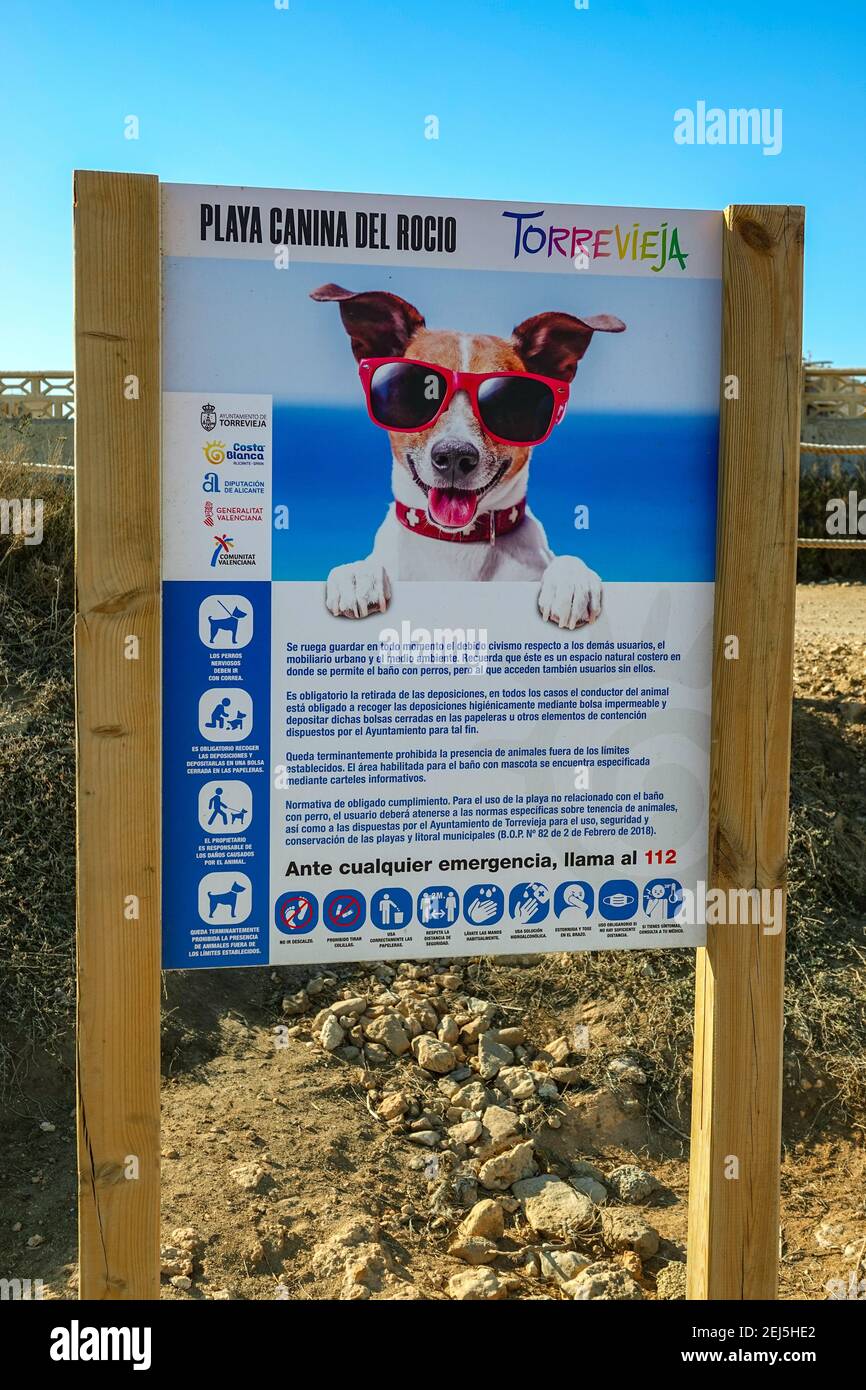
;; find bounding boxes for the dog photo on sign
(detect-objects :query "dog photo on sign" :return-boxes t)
[312,283,625,629]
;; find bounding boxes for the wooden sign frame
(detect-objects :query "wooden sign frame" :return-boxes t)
[73,171,803,1301]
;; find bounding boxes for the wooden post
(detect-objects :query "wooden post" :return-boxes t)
[687,205,804,1300]
[74,171,161,1299]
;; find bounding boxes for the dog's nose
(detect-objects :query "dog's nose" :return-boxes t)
[430,437,480,477]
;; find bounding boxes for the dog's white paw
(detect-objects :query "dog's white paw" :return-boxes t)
[538,555,603,629]
[326,560,392,618]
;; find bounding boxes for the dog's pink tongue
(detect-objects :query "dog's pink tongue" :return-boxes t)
[428,487,478,529]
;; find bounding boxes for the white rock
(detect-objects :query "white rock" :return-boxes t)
[606,1164,657,1203]
[467,998,497,1026]
[311,1217,388,1292]
[451,1081,489,1111]
[542,1036,571,1064]
[570,1176,608,1205]
[512,1175,595,1237]
[377,1091,409,1121]
[497,1067,537,1101]
[477,1033,514,1080]
[438,1015,460,1045]
[230,1162,267,1192]
[364,1012,411,1056]
[608,1055,647,1085]
[600,1208,660,1258]
[337,995,368,1016]
[449,1119,483,1145]
[564,1260,644,1300]
[412,1034,457,1074]
[459,1199,505,1241]
[480,1105,521,1147]
[813,1220,849,1250]
[412,1001,440,1033]
[447,1267,505,1300]
[448,1235,499,1265]
[477,1140,536,1191]
[320,1015,345,1051]
[538,1248,590,1284]
[160,1246,193,1278]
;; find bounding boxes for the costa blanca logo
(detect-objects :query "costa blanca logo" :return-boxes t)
[202,440,264,467]
[201,402,217,431]
[225,441,266,465]
[202,439,226,465]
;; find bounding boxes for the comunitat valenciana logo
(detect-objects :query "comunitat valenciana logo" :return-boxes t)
[210,533,257,568]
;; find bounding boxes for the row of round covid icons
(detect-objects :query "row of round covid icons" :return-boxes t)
[272,878,685,935]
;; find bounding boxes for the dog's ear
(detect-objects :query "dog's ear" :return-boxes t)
[512,311,626,381]
[310,283,425,361]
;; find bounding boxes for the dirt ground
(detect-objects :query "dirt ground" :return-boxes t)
[2,584,864,1302]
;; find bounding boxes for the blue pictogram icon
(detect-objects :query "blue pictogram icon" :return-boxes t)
[598,879,639,921]
[508,881,550,924]
[370,887,412,930]
[274,891,318,935]
[554,881,594,922]
[323,889,366,932]
[463,884,504,926]
[642,878,684,920]
[417,887,459,927]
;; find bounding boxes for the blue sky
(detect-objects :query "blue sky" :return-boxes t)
[2,0,864,366]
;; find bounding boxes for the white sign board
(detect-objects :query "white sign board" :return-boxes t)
[161,184,722,967]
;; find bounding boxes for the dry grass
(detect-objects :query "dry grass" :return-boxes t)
[0,450,75,1087]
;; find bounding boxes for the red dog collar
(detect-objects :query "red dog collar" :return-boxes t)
[395,497,526,544]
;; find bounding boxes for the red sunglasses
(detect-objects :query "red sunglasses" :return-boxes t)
[358,356,570,447]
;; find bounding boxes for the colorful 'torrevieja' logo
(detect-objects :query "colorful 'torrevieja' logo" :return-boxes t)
[503,209,688,272]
